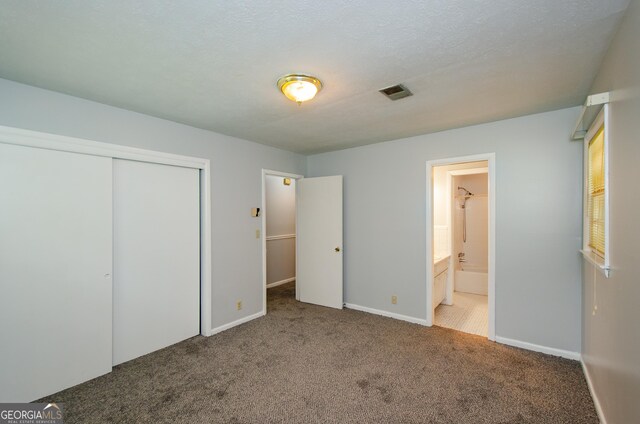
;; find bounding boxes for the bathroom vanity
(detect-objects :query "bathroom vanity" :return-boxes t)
[433,255,450,309]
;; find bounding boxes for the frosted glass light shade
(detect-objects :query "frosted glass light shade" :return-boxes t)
[277,74,322,103]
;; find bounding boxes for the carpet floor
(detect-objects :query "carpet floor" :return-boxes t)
[40,282,597,423]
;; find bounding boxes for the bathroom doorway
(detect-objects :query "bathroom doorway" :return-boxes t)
[426,154,495,340]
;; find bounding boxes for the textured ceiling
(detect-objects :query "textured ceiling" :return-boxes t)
[0,1,630,153]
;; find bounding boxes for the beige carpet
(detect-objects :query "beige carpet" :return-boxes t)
[435,292,488,337]
[39,282,597,423]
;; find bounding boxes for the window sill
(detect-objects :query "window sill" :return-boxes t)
[580,249,611,278]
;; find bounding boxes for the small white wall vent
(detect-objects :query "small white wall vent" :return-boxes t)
[379,84,413,101]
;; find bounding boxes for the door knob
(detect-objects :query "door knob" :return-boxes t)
[335,247,341,252]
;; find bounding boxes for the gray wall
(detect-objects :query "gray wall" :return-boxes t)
[582,0,640,422]
[307,107,583,353]
[0,78,306,330]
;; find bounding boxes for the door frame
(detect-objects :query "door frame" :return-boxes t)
[261,169,304,314]
[426,153,496,341]
[0,125,213,337]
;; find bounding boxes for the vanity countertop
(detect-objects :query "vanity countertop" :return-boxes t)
[434,255,451,276]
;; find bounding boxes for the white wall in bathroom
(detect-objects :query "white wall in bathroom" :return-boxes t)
[453,173,488,272]
[433,161,486,227]
[433,161,487,259]
[455,173,488,196]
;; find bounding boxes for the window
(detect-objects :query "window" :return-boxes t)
[587,125,605,255]
[582,106,609,276]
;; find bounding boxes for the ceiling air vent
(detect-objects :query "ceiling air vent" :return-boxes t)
[379,84,413,101]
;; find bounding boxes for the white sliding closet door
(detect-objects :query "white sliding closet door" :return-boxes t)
[0,143,113,402]
[113,159,200,365]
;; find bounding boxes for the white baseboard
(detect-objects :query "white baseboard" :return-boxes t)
[344,303,428,326]
[207,311,265,336]
[581,357,607,424]
[266,277,295,289]
[495,336,581,360]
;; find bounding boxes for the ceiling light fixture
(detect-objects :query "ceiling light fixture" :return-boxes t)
[277,74,323,105]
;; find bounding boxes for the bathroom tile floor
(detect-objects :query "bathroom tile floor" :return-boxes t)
[435,292,488,337]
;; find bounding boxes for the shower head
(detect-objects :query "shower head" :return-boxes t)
[458,186,474,196]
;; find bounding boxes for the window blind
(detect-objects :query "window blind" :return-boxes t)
[588,125,605,256]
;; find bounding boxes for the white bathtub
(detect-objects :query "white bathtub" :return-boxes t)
[455,265,488,295]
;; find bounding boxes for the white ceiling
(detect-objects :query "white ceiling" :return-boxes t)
[0,1,630,154]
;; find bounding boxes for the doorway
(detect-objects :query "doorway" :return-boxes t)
[262,169,303,313]
[261,171,344,314]
[426,154,495,340]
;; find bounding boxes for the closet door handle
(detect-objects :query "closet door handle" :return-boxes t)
[335,247,341,252]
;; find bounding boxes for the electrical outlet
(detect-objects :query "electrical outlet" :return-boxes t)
[236,300,242,310]
[391,295,397,305]
[255,229,260,239]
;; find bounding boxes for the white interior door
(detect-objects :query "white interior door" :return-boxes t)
[296,176,343,309]
[113,159,200,365]
[0,143,113,402]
